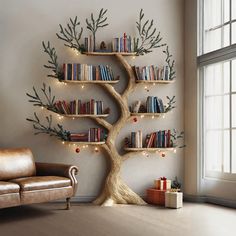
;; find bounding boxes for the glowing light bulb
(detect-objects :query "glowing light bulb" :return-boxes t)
[62,141,65,144]
[72,117,75,120]
[174,149,177,153]
[81,85,85,89]
[152,115,154,119]
[144,86,148,90]
[82,145,86,149]
[162,114,165,119]
[141,115,144,118]
[94,147,99,152]
[86,145,88,148]
[41,106,44,110]
[132,56,136,59]
[153,83,156,86]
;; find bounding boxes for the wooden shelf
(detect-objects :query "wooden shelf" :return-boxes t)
[64,141,105,145]
[135,80,175,84]
[131,112,166,117]
[84,52,136,56]
[60,80,119,84]
[124,147,176,152]
[62,114,109,118]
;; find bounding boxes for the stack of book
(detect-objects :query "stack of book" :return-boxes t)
[133,65,170,81]
[63,63,115,81]
[144,130,172,148]
[127,130,173,148]
[130,131,143,148]
[69,128,105,142]
[84,36,94,52]
[112,33,136,53]
[54,99,105,115]
[70,132,88,142]
[146,96,165,113]
[88,128,105,142]
[131,97,165,113]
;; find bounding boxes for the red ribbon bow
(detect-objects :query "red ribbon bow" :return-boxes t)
[160,177,167,180]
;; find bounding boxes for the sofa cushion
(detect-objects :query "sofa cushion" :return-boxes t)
[10,176,71,191]
[0,181,20,195]
[0,148,36,181]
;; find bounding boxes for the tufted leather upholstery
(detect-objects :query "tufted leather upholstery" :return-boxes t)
[0,148,36,180]
[0,148,78,209]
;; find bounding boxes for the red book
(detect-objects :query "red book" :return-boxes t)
[90,99,95,114]
[61,100,70,114]
[167,130,171,147]
[123,33,127,52]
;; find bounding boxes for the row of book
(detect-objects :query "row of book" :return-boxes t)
[130,96,165,113]
[133,65,170,81]
[63,63,115,81]
[128,130,173,148]
[70,128,105,142]
[112,33,136,53]
[54,99,105,115]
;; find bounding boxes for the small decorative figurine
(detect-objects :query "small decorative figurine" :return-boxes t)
[100,41,107,51]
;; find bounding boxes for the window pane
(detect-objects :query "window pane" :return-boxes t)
[232,0,236,20]
[232,94,236,127]
[224,0,230,22]
[204,61,230,96]
[232,130,236,173]
[231,22,236,44]
[204,60,231,174]
[205,130,223,172]
[232,59,236,92]
[203,0,230,53]
[204,0,222,29]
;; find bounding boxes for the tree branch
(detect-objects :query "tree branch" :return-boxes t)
[90,117,112,131]
[115,54,136,99]
[122,152,138,162]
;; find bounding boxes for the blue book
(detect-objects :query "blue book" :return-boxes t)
[99,65,105,81]
[158,99,165,113]
[73,63,77,81]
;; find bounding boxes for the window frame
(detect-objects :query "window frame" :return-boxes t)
[198,0,236,181]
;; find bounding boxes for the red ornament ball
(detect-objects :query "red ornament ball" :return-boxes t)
[75,147,80,153]
[133,117,138,123]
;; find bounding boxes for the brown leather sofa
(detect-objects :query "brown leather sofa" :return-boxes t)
[0,148,78,209]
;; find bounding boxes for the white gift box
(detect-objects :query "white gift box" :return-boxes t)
[165,191,183,209]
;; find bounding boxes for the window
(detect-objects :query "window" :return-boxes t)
[199,0,236,181]
[201,0,236,54]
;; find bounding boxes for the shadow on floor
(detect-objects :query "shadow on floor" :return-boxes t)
[0,205,55,224]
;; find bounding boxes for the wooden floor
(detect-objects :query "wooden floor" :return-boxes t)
[0,202,235,236]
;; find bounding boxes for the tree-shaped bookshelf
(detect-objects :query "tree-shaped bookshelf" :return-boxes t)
[26,9,183,206]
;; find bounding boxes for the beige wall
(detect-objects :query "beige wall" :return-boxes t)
[184,0,198,195]
[0,0,184,200]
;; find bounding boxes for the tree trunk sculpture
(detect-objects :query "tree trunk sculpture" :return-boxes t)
[91,54,146,206]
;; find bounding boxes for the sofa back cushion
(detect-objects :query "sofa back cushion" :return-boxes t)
[0,148,36,180]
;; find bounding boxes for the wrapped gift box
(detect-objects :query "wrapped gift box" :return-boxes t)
[146,188,166,206]
[165,191,183,209]
[154,179,171,190]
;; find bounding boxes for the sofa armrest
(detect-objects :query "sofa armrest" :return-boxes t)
[35,162,79,195]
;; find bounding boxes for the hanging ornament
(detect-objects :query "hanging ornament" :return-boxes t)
[161,152,166,158]
[75,147,80,153]
[133,117,138,123]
